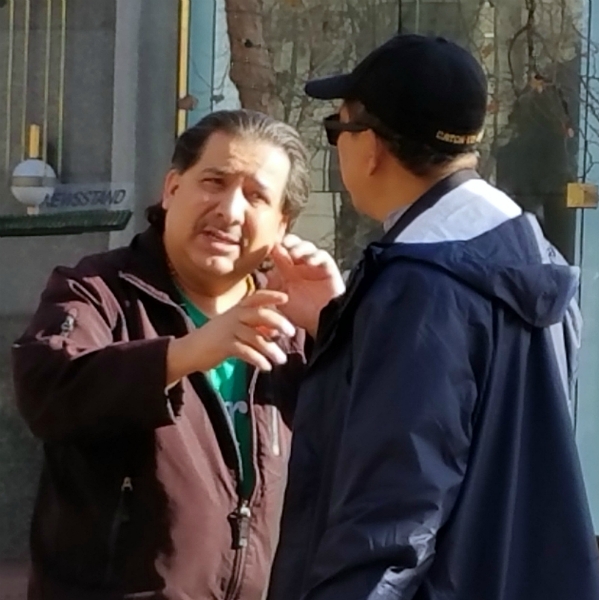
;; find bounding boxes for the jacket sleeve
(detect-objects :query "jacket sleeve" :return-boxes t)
[303,266,487,600]
[12,266,181,443]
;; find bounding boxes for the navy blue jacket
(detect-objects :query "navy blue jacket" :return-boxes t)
[268,173,599,600]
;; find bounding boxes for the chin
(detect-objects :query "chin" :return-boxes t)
[196,256,238,277]
[348,194,373,218]
[347,192,381,221]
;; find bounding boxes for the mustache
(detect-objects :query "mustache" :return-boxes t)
[193,222,243,243]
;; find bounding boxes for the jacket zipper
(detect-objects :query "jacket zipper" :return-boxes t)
[61,314,76,336]
[119,274,261,599]
[60,309,78,338]
[224,368,261,600]
[104,476,133,585]
[224,500,252,599]
[228,500,252,551]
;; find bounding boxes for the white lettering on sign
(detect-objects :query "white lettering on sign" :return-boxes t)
[40,183,134,213]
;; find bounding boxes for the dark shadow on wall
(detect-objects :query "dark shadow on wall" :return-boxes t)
[0,316,42,600]
[0,316,42,563]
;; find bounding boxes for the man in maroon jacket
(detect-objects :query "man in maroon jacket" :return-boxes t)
[12,109,344,600]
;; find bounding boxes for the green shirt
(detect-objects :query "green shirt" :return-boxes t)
[178,292,255,498]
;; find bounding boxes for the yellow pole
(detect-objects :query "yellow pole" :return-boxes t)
[57,0,67,175]
[177,0,191,137]
[20,0,31,160]
[28,124,41,160]
[42,0,53,164]
[4,0,15,172]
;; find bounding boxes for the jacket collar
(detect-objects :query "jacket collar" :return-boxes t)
[123,226,182,304]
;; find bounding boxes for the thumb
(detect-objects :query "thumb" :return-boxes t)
[270,244,296,276]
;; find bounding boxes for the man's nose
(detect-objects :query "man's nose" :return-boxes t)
[216,186,246,223]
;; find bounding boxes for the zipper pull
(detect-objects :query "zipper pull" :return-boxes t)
[229,502,251,549]
[118,477,133,524]
[60,313,76,336]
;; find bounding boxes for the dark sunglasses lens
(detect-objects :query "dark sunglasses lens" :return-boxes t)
[326,127,339,146]
[323,114,340,146]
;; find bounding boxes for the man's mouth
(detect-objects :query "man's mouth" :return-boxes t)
[200,228,241,247]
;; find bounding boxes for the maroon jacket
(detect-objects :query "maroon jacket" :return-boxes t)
[12,227,307,600]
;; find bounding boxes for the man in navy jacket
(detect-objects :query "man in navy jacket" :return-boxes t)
[267,34,599,600]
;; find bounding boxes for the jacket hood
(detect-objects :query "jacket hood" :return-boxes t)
[368,175,580,330]
[371,214,578,328]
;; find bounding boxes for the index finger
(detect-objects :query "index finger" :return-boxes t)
[241,289,289,308]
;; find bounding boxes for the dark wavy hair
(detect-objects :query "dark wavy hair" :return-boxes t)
[147,109,311,231]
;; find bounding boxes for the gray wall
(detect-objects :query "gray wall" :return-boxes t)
[110,0,179,247]
[0,0,179,573]
[0,0,117,563]
[0,231,110,561]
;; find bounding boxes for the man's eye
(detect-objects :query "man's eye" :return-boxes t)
[248,191,269,204]
[203,178,224,187]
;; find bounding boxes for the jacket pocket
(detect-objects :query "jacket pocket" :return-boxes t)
[104,476,133,585]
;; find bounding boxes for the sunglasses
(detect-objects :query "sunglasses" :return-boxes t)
[323,113,371,146]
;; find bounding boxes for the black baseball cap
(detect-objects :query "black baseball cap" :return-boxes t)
[305,34,488,153]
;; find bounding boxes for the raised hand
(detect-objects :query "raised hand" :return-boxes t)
[167,290,296,380]
[267,235,345,337]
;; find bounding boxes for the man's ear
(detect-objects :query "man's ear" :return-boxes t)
[162,169,180,210]
[277,215,290,243]
[366,131,385,177]
[260,218,289,273]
